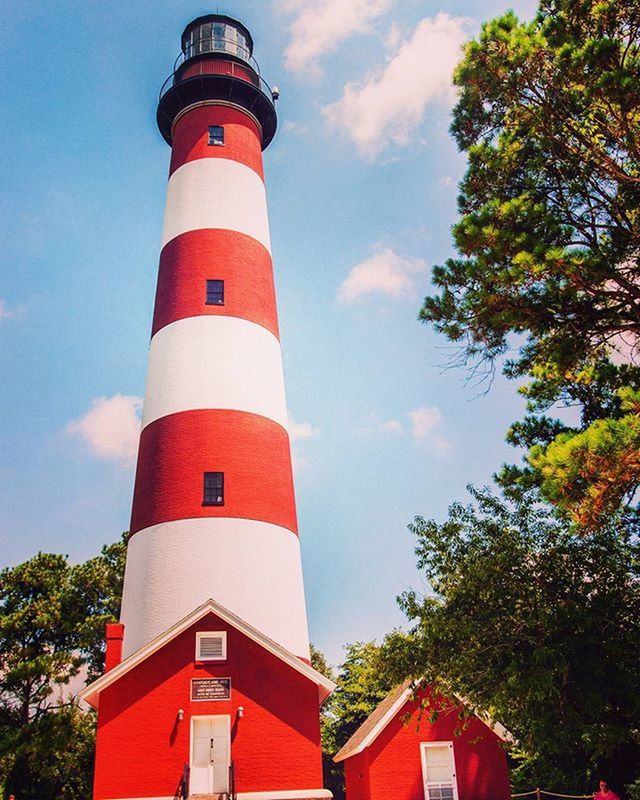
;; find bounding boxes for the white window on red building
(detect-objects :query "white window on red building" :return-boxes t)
[420,742,459,800]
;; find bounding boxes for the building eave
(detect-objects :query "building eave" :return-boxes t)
[333,680,512,763]
[79,598,335,709]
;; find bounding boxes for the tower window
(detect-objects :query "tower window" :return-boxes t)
[208,125,225,146]
[206,279,225,305]
[203,472,224,506]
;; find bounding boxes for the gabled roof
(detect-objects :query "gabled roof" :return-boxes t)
[334,681,411,763]
[333,680,511,763]
[79,598,336,709]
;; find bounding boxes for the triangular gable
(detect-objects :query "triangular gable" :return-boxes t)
[79,598,335,709]
[333,680,511,762]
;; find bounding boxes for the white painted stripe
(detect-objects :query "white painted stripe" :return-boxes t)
[161,157,271,251]
[120,518,311,660]
[142,315,287,429]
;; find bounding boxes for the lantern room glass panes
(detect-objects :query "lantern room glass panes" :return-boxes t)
[185,21,250,62]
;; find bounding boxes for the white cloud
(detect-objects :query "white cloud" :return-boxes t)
[409,406,451,454]
[291,453,309,474]
[66,394,142,467]
[338,246,427,303]
[358,412,404,435]
[0,299,17,320]
[283,120,309,136]
[288,413,320,440]
[288,414,320,474]
[385,21,401,52]
[283,0,394,74]
[439,175,455,188]
[323,13,468,158]
[380,418,403,433]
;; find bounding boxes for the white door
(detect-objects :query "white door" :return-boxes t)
[191,716,231,795]
[420,742,459,800]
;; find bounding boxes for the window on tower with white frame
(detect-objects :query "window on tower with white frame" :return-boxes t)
[420,742,459,800]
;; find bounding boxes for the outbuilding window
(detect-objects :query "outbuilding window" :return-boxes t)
[208,125,225,145]
[420,742,458,800]
[206,279,224,305]
[196,631,227,661]
[203,472,224,506]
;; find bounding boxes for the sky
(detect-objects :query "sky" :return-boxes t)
[0,0,539,664]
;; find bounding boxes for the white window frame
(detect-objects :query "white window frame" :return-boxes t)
[420,741,459,800]
[196,631,227,661]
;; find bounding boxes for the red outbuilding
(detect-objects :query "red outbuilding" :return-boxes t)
[334,682,511,800]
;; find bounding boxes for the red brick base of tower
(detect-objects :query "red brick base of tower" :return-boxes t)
[90,608,328,800]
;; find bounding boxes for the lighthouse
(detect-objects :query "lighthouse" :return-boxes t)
[81,15,334,800]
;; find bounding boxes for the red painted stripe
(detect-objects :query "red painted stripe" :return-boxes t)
[130,409,297,536]
[170,105,264,179]
[152,229,279,339]
[177,58,258,87]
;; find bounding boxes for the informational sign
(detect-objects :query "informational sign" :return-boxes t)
[191,677,231,701]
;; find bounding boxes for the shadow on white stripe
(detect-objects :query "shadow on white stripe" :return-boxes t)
[142,315,288,429]
[162,158,271,251]
[120,517,310,659]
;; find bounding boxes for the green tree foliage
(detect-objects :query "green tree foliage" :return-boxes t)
[0,553,84,728]
[424,0,640,375]
[529,386,640,526]
[323,641,398,754]
[310,643,335,683]
[420,0,640,525]
[0,535,127,799]
[3,706,96,800]
[73,535,127,681]
[397,485,640,791]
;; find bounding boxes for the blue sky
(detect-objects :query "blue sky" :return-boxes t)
[0,0,538,663]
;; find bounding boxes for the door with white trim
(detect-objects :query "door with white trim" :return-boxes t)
[191,715,231,795]
[420,741,459,800]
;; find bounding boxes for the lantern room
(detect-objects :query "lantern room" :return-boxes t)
[157,13,278,149]
[181,15,254,62]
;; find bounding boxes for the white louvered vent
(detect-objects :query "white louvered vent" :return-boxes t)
[196,631,227,661]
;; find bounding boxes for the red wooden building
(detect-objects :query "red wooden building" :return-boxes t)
[334,682,511,800]
[84,599,333,800]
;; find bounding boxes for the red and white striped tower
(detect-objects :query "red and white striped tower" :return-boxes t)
[119,15,310,662]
